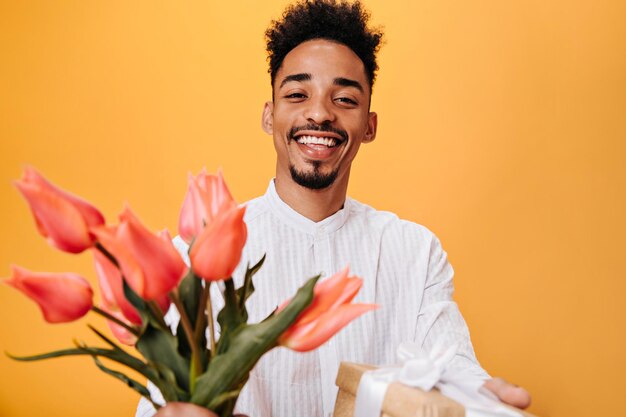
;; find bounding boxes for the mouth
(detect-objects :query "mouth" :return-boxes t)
[295,135,341,148]
[288,124,348,148]
[287,124,348,161]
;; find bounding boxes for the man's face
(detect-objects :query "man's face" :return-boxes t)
[262,39,377,191]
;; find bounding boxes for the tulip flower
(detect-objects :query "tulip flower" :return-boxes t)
[3,265,93,323]
[278,267,378,352]
[178,169,237,244]
[92,207,186,301]
[101,306,138,346]
[93,250,142,324]
[189,205,247,281]
[14,167,105,253]
[93,249,170,322]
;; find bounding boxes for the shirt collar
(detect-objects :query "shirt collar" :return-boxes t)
[263,179,351,236]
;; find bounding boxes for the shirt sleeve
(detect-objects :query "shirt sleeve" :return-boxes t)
[413,234,491,380]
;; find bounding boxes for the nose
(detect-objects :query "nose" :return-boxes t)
[303,95,335,125]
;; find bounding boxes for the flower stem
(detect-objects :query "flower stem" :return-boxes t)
[147,303,167,330]
[169,290,203,394]
[91,306,140,336]
[205,282,217,358]
[95,242,119,267]
[194,283,210,342]
[169,291,196,351]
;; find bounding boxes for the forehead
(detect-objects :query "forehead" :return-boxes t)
[275,39,369,91]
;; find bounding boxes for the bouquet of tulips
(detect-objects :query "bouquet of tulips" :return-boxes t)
[3,167,377,417]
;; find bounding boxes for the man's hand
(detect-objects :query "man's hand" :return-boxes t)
[153,402,249,417]
[154,403,217,417]
[484,377,532,409]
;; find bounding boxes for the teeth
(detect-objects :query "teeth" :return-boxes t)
[296,135,338,147]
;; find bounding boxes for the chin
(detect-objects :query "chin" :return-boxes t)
[289,164,338,190]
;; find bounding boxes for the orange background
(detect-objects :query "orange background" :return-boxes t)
[1,1,624,416]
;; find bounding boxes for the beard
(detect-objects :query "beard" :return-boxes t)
[289,161,339,190]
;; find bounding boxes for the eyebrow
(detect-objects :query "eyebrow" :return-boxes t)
[278,73,364,93]
[334,77,364,93]
[279,73,311,88]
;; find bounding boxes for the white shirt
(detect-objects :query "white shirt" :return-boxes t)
[136,180,488,417]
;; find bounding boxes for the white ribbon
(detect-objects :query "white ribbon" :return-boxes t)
[354,342,522,417]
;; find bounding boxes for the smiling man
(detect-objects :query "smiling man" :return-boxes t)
[262,37,377,221]
[139,2,530,417]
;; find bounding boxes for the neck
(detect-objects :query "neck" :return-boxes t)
[274,172,349,222]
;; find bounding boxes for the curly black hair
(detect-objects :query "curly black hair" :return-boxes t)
[265,0,384,90]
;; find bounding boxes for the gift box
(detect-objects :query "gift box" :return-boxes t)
[333,362,537,417]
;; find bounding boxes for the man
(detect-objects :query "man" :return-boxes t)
[141,1,530,416]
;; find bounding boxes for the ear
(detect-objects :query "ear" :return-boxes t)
[261,101,274,135]
[363,111,378,143]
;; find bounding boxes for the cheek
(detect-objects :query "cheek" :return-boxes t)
[272,116,292,136]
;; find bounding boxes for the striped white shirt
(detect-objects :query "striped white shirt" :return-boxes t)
[136,180,488,417]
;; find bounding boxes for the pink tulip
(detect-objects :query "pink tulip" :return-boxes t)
[278,267,378,352]
[93,250,142,324]
[101,305,138,346]
[189,205,247,281]
[178,169,236,244]
[3,265,93,323]
[93,249,170,322]
[92,207,186,301]
[14,167,105,253]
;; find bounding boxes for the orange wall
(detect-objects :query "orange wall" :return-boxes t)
[1,1,624,416]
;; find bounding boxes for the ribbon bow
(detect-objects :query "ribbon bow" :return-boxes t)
[354,341,523,417]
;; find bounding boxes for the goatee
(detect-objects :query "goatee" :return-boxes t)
[289,162,338,190]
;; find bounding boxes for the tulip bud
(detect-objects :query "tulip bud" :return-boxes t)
[3,265,93,323]
[189,205,247,281]
[92,207,186,301]
[178,169,236,243]
[93,250,142,324]
[14,167,105,253]
[278,267,378,352]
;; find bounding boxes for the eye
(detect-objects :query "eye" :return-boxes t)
[335,96,358,106]
[284,92,307,101]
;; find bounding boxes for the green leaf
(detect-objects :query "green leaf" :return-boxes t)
[135,320,191,394]
[119,276,191,397]
[86,325,183,401]
[208,388,243,416]
[6,342,182,401]
[122,279,152,331]
[215,256,267,356]
[178,269,203,326]
[176,270,207,368]
[90,356,159,409]
[8,345,146,377]
[236,254,266,321]
[216,279,244,355]
[150,360,190,402]
[87,324,129,351]
[192,275,319,408]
